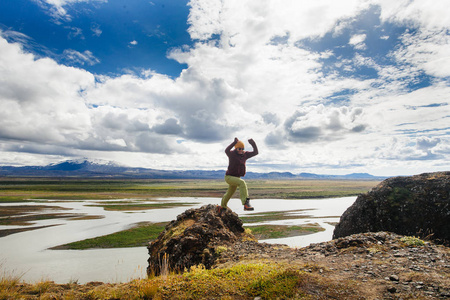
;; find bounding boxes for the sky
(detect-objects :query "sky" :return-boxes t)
[0,0,449,176]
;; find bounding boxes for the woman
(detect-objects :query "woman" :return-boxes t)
[220,137,258,211]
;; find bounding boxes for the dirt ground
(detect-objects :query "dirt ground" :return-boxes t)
[2,232,449,299]
[216,232,450,299]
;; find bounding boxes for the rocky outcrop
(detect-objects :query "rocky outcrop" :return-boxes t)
[147,204,255,275]
[143,202,450,299]
[204,231,450,299]
[11,231,450,299]
[333,171,450,245]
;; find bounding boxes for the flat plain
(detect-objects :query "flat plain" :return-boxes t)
[0,177,381,202]
[0,178,381,248]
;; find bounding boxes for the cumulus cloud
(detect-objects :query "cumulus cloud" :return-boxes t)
[152,118,183,135]
[375,136,444,162]
[283,105,367,143]
[417,137,440,151]
[0,37,93,143]
[0,36,187,155]
[264,130,286,147]
[84,67,239,142]
[1,0,449,175]
[262,112,281,126]
[187,0,372,43]
[134,132,181,154]
[2,142,79,157]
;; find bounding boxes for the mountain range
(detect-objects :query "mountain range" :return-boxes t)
[0,159,387,180]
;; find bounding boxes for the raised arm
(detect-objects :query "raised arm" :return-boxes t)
[247,138,258,156]
[225,137,239,155]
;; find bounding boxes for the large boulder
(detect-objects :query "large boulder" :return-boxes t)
[147,204,255,275]
[333,172,450,245]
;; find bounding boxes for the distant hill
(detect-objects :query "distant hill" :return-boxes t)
[0,159,387,180]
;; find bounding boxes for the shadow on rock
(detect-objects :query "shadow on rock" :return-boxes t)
[333,171,450,245]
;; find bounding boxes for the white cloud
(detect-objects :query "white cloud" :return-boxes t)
[393,29,450,78]
[34,0,108,21]
[91,24,102,37]
[378,0,450,31]
[187,0,372,46]
[0,36,187,155]
[349,33,367,50]
[0,37,93,144]
[63,49,100,66]
[282,105,367,143]
[1,0,449,176]
[65,26,84,39]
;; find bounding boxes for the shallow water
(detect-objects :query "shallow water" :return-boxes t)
[0,196,355,283]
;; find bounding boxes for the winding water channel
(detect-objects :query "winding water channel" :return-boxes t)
[0,196,356,283]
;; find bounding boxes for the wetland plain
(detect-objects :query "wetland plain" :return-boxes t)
[0,178,380,282]
[0,178,378,242]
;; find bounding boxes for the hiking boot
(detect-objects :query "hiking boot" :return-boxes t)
[244,198,254,211]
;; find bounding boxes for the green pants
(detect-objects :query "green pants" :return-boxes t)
[221,175,248,208]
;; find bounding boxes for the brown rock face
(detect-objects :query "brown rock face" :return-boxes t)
[147,204,254,275]
[333,171,450,245]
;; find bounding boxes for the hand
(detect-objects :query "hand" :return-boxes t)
[234,137,239,143]
[248,138,255,144]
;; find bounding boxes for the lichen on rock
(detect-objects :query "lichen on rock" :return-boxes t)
[333,171,450,245]
[147,204,256,275]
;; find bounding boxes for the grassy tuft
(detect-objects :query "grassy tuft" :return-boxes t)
[0,261,365,299]
[0,264,24,300]
[400,236,426,247]
[247,268,302,299]
[215,246,228,255]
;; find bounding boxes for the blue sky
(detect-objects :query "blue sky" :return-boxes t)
[0,0,449,176]
[0,0,191,76]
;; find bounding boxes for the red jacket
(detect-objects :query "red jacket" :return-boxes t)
[225,140,258,177]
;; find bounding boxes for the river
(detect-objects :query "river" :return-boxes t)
[0,196,355,283]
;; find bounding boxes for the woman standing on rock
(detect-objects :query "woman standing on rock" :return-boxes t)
[220,137,258,211]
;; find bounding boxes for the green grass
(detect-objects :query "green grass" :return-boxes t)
[0,213,72,225]
[400,236,426,246]
[1,178,380,249]
[52,223,324,249]
[53,222,168,249]
[87,201,197,211]
[0,262,359,299]
[0,178,380,202]
[0,196,34,202]
[147,262,357,299]
[52,222,324,249]
[246,224,324,239]
[240,210,312,223]
[247,268,302,299]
